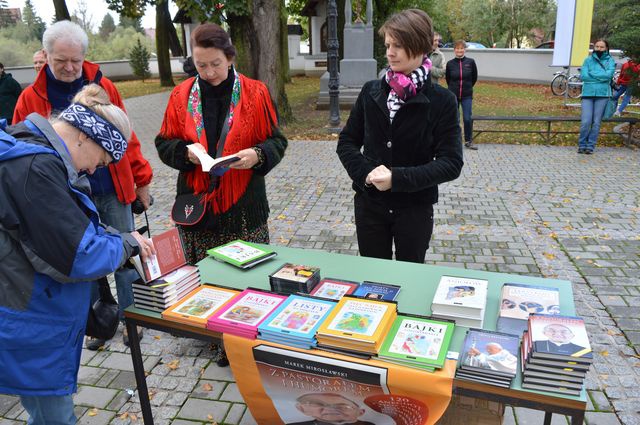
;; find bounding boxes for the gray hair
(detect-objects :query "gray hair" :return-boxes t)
[43,20,89,56]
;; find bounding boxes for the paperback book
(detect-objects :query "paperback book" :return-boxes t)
[456,328,519,387]
[431,275,488,328]
[309,277,360,300]
[130,227,187,282]
[258,294,336,349]
[528,314,593,364]
[497,283,560,336]
[269,263,321,294]
[132,265,200,313]
[352,280,401,301]
[187,144,240,172]
[206,239,277,269]
[377,313,455,371]
[162,284,241,327]
[206,288,287,338]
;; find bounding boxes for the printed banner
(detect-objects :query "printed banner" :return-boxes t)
[224,334,455,425]
[552,0,594,67]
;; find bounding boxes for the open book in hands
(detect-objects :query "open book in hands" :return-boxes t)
[187,144,240,173]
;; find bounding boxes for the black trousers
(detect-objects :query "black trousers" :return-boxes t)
[354,193,434,263]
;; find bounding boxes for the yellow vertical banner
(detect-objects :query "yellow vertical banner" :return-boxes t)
[570,0,594,67]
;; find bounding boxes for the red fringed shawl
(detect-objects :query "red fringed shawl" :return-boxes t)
[159,74,277,214]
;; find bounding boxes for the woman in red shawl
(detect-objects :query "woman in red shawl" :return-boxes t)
[156,23,287,262]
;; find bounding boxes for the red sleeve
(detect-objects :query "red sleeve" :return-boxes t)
[101,78,153,187]
[13,87,49,124]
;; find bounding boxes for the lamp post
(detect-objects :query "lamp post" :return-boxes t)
[327,0,341,131]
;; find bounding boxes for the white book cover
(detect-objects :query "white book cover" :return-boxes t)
[386,319,450,361]
[172,287,238,319]
[326,299,390,337]
[432,276,488,313]
[219,293,284,326]
[212,241,269,263]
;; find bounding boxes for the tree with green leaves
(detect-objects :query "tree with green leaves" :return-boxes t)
[99,13,116,39]
[130,38,151,81]
[119,15,144,33]
[606,0,639,96]
[22,0,46,41]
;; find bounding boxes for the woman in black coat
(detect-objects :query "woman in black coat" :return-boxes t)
[445,41,478,150]
[337,9,463,264]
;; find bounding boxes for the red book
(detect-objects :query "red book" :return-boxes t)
[131,227,187,282]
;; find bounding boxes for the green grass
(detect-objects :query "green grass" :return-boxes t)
[113,77,186,99]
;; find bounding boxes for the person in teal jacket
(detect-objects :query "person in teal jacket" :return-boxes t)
[0,84,155,425]
[578,39,616,154]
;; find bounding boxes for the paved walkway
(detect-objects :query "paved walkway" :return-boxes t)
[1,91,639,425]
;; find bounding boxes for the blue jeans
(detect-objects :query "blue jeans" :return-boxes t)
[20,394,76,425]
[90,192,137,322]
[613,85,632,113]
[578,97,608,151]
[457,96,473,143]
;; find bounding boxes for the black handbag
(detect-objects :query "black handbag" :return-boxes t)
[85,277,119,340]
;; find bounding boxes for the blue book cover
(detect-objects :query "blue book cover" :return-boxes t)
[353,281,401,301]
[459,328,519,377]
[258,295,336,340]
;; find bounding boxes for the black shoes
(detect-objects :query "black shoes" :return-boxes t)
[85,337,106,351]
[578,148,586,154]
[578,148,593,155]
[464,141,478,150]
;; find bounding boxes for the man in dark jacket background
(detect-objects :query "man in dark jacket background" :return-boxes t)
[0,63,22,125]
[445,40,478,150]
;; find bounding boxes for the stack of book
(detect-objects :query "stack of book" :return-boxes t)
[352,280,401,301]
[316,295,397,356]
[521,314,592,396]
[207,240,277,269]
[497,283,560,336]
[309,278,360,300]
[161,284,241,327]
[133,265,201,313]
[269,263,321,294]
[456,328,519,388]
[377,313,455,372]
[258,294,337,349]
[431,275,488,328]
[206,288,287,339]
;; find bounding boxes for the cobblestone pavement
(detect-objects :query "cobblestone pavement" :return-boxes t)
[1,91,639,425]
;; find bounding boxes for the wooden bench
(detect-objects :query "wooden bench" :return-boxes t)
[471,115,639,146]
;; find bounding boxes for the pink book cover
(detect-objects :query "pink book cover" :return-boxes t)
[206,289,287,334]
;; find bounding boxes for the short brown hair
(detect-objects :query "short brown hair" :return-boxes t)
[454,40,467,49]
[190,23,236,60]
[378,9,433,57]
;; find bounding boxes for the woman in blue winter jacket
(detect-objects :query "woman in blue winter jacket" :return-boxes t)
[0,84,155,425]
[578,39,616,154]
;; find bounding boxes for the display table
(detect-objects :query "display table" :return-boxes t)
[124,245,587,425]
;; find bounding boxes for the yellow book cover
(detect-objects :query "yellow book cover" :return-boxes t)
[317,297,397,345]
[162,284,241,327]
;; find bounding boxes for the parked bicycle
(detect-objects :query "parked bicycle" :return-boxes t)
[550,66,582,98]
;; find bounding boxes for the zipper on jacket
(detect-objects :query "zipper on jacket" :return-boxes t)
[459,60,463,99]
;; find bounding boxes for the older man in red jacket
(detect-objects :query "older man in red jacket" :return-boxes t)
[14,20,153,350]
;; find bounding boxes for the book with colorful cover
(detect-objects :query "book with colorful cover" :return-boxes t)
[378,313,455,370]
[459,328,519,379]
[207,240,277,269]
[431,275,488,318]
[497,283,560,336]
[352,280,401,301]
[162,284,241,327]
[528,314,593,364]
[269,263,321,294]
[259,295,336,338]
[206,288,287,337]
[309,278,360,300]
[130,227,187,282]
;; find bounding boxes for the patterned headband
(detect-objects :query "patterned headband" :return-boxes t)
[59,103,128,162]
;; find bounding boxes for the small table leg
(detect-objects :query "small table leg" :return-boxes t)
[126,319,154,425]
[543,411,553,425]
[571,410,585,425]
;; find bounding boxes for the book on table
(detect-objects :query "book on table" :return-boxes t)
[308,277,360,300]
[258,294,336,349]
[269,263,321,294]
[456,328,519,387]
[431,275,488,328]
[496,283,560,336]
[206,288,287,339]
[528,314,593,364]
[132,264,200,313]
[352,280,401,301]
[161,284,241,327]
[206,239,277,269]
[186,144,240,172]
[377,313,455,371]
[130,227,187,283]
[315,295,397,355]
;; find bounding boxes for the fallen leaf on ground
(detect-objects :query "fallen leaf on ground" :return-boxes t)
[166,359,180,370]
[202,383,213,391]
[88,408,98,417]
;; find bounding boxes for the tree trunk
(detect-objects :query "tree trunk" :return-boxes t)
[155,0,174,87]
[228,0,291,123]
[162,9,183,57]
[52,0,71,21]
